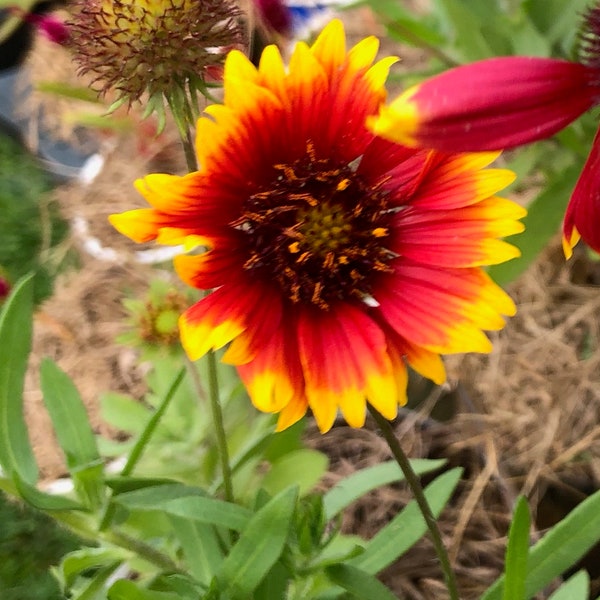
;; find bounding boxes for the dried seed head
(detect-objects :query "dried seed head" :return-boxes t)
[579,2,600,69]
[68,0,245,119]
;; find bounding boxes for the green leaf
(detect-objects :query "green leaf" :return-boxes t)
[262,449,328,497]
[100,392,152,434]
[108,580,180,600]
[254,562,290,600]
[483,486,600,599]
[217,486,298,598]
[547,571,589,600]
[113,483,205,506]
[34,81,103,103]
[434,0,495,60]
[13,472,85,511]
[324,459,445,520]
[149,574,206,598]
[0,274,38,484]
[105,477,184,494]
[169,515,223,585]
[116,488,252,532]
[523,0,590,52]
[68,563,123,600]
[40,359,100,469]
[57,548,131,590]
[40,358,103,507]
[326,564,398,600]
[488,164,580,287]
[161,496,252,532]
[503,497,531,600]
[350,468,462,574]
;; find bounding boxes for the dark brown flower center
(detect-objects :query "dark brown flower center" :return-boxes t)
[233,143,394,309]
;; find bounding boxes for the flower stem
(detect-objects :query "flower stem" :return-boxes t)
[181,127,198,172]
[186,355,234,502]
[368,405,459,600]
[53,511,184,574]
[122,367,186,477]
[99,367,186,530]
[177,124,234,503]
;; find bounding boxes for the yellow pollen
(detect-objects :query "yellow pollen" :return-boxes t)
[288,242,300,253]
[372,227,388,238]
[337,178,351,191]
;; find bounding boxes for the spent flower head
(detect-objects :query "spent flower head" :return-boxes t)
[67,0,245,130]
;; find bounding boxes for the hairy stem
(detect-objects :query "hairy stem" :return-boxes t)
[177,122,234,503]
[368,405,459,600]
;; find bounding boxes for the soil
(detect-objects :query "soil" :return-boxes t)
[15,5,600,599]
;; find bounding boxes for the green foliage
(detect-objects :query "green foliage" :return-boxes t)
[0,133,72,305]
[0,276,460,599]
[482,485,600,599]
[0,492,80,600]
[502,497,530,600]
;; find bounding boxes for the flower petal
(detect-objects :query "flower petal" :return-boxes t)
[298,304,398,432]
[179,278,268,361]
[237,312,305,417]
[563,126,600,257]
[369,57,596,151]
[375,260,515,354]
[390,196,526,267]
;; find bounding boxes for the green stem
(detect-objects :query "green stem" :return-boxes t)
[53,511,183,574]
[106,530,183,573]
[368,406,460,600]
[121,366,186,477]
[99,367,186,530]
[186,355,234,503]
[176,124,234,503]
[181,127,198,172]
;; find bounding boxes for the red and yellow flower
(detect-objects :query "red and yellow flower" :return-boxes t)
[369,4,600,258]
[111,20,525,432]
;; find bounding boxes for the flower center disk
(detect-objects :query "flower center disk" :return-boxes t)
[235,146,394,309]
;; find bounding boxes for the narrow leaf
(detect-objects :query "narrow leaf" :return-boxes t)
[67,563,123,600]
[115,485,252,531]
[351,468,462,574]
[40,358,103,507]
[108,580,180,600]
[326,564,398,600]
[0,274,38,483]
[503,496,531,600]
[169,515,223,585]
[324,459,445,520]
[218,486,298,598]
[57,548,131,590]
[254,562,290,600]
[114,483,205,507]
[483,486,600,599]
[105,477,184,494]
[547,570,589,600]
[40,359,100,469]
[156,496,251,532]
[262,449,328,497]
[14,472,85,511]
